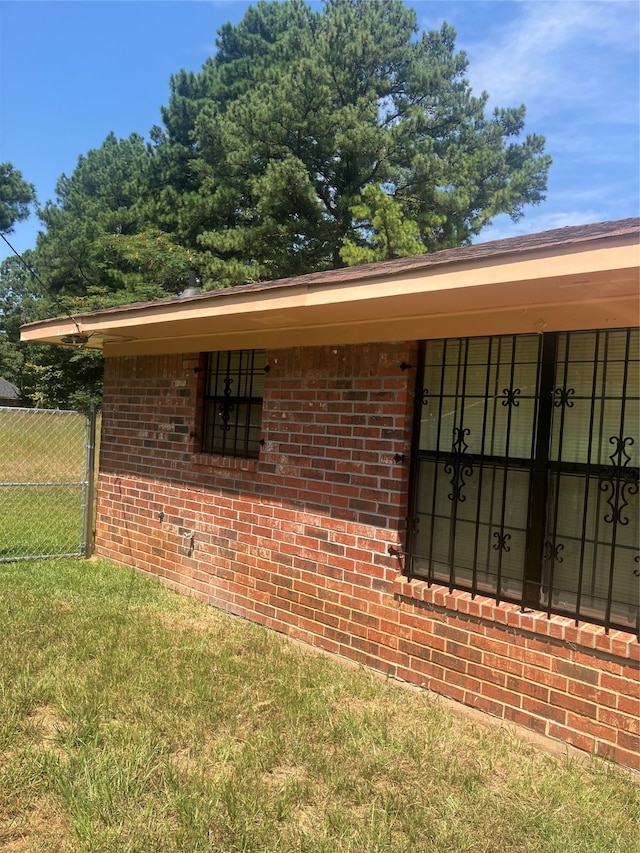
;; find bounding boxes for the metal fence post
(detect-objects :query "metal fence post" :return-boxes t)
[83,404,98,557]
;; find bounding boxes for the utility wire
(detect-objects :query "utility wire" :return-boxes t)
[0,230,82,335]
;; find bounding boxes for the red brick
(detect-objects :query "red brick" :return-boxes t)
[617,693,640,716]
[446,641,483,664]
[521,696,567,725]
[549,690,598,720]
[471,695,505,718]
[504,676,549,703]
[520,664,568,693]
[431,622,472,645]
[467,662,507,687]
[566,712,616,744]
[481,682,522,709]
[570,680,618,708]
[617,729,640,752]
[484,652,523,677]
[598,707,639,735]
[547,724,595,755]
[600,672,638,696]
[427,678,466,704]
[594,743,640,770]
[504,707,548,736]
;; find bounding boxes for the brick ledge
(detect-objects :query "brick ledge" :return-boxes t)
[191,453,258,473]
[391,574,639,661]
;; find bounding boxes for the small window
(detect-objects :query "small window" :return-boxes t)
[201,350,266,459]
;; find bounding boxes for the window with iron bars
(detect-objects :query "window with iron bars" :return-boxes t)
[407,328,639,637]
[201,350,267,459]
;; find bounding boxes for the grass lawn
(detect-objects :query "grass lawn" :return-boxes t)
[0,484,86,560]
[1,558,638,852]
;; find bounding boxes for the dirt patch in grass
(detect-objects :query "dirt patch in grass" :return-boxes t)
[170,745,201,775]
[153,604,225,637]
[263,763,307,788]
[29,704,69,763]
[170,732,247,781]
[0,796,69,853]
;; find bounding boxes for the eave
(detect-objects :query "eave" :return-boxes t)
[20,219,640,357]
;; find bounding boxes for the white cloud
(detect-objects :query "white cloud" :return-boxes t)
[476,208,606,242]
[461,1,639,116]
[469,3,591,103]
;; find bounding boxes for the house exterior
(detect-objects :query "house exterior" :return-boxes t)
[0,377,21,406]
[22,218,640,769]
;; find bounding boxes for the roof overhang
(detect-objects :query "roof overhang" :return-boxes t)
[20,220,640,357]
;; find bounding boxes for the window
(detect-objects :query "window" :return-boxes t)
[201,350,267,459]
[408,329,639,636]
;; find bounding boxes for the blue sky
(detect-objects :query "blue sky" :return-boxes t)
[1,0,638,258]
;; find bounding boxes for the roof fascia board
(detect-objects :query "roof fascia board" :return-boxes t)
[20,238,639,348]
[103,292,638,358]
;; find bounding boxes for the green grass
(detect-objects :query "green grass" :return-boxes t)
[0,485,85,559]
[0,558,638,852]
[0,408,87,483]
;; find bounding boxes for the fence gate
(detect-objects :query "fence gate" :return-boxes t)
[0,406,97,562]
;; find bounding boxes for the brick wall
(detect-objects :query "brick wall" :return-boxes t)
[96,344,640,770]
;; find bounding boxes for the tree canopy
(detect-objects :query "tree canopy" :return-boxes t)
[0,164,37,402]
[1,0,551,407]
[154,0,550,285]
[0,163,36,234]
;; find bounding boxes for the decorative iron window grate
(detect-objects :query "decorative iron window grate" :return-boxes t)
[202,350,266,459]
[407,329,639,637]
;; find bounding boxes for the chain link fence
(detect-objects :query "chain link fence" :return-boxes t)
[0,406,97,562]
